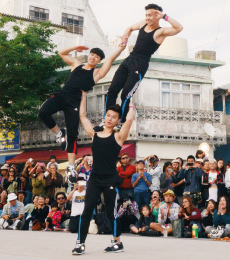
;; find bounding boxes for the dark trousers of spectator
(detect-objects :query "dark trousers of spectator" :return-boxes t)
[78,176,121,243]
[134,191,151,210]
[69,215,80,233]
[119,188,134,199]
[120,214,138,233]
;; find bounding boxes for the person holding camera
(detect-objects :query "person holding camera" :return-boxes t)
[117,193,139,233]
[131,160,152,210]
[0,193,25,230]
[177,155,203,194]
[67,177,86,233]
[76,155,92,181]
[117,153,136,198]
[32,166,47,197]
[144,155,161,192]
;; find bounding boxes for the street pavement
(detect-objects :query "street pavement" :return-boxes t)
[0,230,229,260]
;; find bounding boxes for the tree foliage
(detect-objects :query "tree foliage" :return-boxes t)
[0,16,67,130]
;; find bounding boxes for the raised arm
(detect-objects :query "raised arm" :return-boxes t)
[120,20,146,42]
[58,46,89,68]
[116,100,135,145]
[94,45,126,83]
[79,91,94,138]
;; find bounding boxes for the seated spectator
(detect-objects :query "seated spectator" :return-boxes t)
[131,160,152,210]
[144,155,161,192]
[25,195,39,218]
[201,199,217,234]
[17,190,26,205]
[150,190,179,235]
[202,159,225,202]
[149,190,165,223]
[3,167,18,194]
[130,205,155,234]
[212,196,230,236]
[0,165,8,188]
[0,193,25,230]
[56,192,71,229]
[47,155,59,170]
[117,193,139,233]
[160,162,177,192]
[178,196,202,236]
[31,195,49,230]
[44,202,67,231]
[117,153,136,198]
[44,196,51,211]
[32,166,46,197]
[67,177,86,233]
[177,155,203,194]
[45,164,63,200]
[0,190,8,215]
[171,159,185,205]
[76,155,92,181]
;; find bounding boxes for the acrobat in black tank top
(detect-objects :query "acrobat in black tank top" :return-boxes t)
[130,24,161,61]
[91,131,122,178]
[61,65,95,100]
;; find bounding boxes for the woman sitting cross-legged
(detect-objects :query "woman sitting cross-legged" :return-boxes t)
[201,199,217,235]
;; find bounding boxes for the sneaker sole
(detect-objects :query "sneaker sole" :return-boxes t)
[72,251,85,255]
[104,249,124,253]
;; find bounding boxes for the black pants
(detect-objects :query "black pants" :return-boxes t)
[69,215,80,233]
[120,214,138,233]
[38,92,80,154]
[106,56,148,123]
[78,176,121,243]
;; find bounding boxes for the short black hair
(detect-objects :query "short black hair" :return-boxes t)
[145,3,163,12]
[49,155,56,160]
[55,192,66,200]
[51,201,58,208]
[107,105,122,119]
[187,155,195,161]
[76,177,85,183]
[163,161,172,172]
[90,48,105,60]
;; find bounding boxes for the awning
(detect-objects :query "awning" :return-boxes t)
[6,143,136,164]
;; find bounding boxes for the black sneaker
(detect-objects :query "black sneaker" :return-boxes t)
[72,241,85,255]
[56,128,67,151]
[113,123,122,132]
[104,240,124,253]
[93,119,105,132]
[66,166,77,183]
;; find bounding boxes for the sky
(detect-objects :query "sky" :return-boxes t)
[88,0,230,88]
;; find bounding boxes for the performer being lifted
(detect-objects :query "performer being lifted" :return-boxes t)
[95,3,183,131]
[71,91,135,255]
[39,44,126,178]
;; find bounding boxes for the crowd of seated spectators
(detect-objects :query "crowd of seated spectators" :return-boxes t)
[1,151,230,239]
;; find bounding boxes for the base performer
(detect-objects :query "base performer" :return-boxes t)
[39,44,125,177]
[95,3,183,131]
[71,91,135,255]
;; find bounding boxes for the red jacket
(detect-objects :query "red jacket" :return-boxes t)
[117,164,136,189]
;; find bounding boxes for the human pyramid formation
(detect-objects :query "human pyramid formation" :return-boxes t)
[38,3,183,255]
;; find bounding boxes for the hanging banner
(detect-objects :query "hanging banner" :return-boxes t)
[0,124,20,151]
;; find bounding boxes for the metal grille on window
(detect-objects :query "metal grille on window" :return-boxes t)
[62,13,84,35]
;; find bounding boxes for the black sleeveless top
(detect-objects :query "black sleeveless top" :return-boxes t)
[91,132,122,178]
[130,24,161,61]
[62,65,95,99]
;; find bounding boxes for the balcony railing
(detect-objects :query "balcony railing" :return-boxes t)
[20,107,226,149]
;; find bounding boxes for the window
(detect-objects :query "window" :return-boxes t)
[62,13,84,35]
[161,81,201,110]
[29,6,49,21]
[86,85,110,112]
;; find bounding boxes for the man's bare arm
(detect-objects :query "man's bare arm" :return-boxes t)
[116,100,135,145]
[58,46,89,68]
[79,91,94,138]
[120,20,146,42]
[94,45,126,83]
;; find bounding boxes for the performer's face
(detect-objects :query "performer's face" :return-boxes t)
[105,110,120,128]
[87,52,101,66]
[145,9,157,25]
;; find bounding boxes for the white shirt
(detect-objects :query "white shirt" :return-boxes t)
[146,162,162,192]
[225,169,230,189]
[70,190,86,217]
[208,171,218,202]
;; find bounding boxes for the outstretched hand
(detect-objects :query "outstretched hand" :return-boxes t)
[75,46,89,52]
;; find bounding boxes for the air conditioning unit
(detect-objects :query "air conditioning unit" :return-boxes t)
[195,50,216,60]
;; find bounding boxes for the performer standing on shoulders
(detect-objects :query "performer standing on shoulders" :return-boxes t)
[39,44,126,178]
[71,91,135,255]
[95,3,183,131]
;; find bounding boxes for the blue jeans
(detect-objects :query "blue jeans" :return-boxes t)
[134,191,151,210]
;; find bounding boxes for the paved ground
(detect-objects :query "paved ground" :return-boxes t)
[0,230,229,260]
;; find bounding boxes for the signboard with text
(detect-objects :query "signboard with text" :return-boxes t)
[0,124,20,151]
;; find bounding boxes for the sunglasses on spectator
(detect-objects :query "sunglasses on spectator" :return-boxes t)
[121,157,129,159]
[57,197,65,200]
